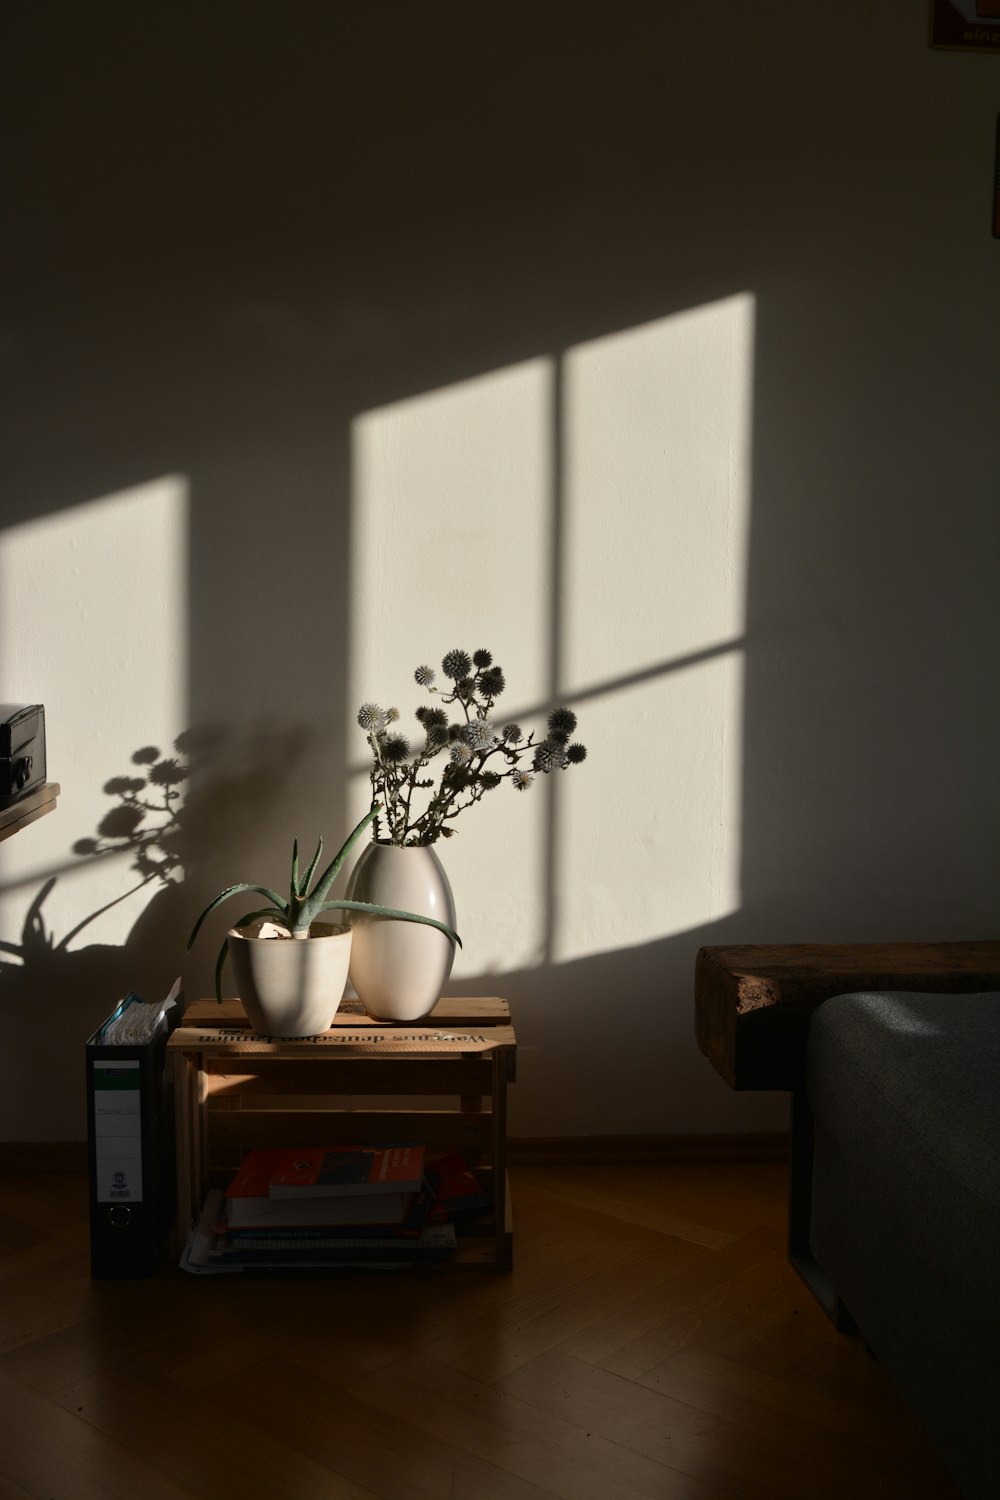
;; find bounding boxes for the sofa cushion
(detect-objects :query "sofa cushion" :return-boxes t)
[807,989,1000,1500]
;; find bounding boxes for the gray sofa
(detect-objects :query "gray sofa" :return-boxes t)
[807,990,1000,1500]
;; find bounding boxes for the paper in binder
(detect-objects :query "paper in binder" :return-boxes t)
[86,980,182,1279]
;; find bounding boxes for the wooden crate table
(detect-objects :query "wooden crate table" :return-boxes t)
[168,995,516,1270]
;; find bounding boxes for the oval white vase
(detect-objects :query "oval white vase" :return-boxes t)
[227,920,352,1037]
[345,842,457,1021]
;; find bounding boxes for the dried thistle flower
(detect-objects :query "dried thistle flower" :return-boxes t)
[465,718,495,751]
[358,648,585,845]
[442,649,473,680]
[358,703,386,732]
[533,743,558,773]
[548,707,577,736]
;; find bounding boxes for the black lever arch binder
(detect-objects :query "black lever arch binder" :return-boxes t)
[85,984,182,1279]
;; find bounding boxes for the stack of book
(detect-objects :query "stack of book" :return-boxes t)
[180,1144,492,1273]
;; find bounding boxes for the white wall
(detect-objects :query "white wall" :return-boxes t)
[2,2,997,1141]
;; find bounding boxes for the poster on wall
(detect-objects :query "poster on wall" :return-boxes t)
[928,0,1000,51]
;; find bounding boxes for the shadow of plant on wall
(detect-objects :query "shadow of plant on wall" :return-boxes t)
[2,729,200,972]
[72,737,195,889]
[0,724,312,1024]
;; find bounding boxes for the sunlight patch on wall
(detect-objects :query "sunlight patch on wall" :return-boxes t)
[349,361,554,976]
[556,294,755,961]
[0,476,190,950]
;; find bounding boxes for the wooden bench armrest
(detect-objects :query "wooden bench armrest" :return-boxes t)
[695,942,1000,1091]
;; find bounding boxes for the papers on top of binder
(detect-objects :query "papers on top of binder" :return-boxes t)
[98,978,182,1045]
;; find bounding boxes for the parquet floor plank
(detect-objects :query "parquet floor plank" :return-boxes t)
[694,1274,840,1377]
[0,1472,35,1500]
[637,1345,958,1496]
[0,1366,199,1500]
[0,1172,89,1238]
[0,1289,207,1394]
[517,1165,741,1251]
[207,1354,562,1500]
[498,1347,870,1500]
[346,1351,734,1500]
[522,1162,789,1242]
[0,1246,119,1358]
[782,1336,912,1406]
[554,1225,791,1379]
[422,1227,708,1384]
[50,1358,382,1500]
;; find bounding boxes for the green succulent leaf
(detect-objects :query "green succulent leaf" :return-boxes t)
[319,898,462,949]
[298,837,324,900]
[187,883,286,951]
[293,806,381,931]
[232,907,288,931]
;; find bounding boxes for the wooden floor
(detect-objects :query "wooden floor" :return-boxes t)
[0,1161,959,1500]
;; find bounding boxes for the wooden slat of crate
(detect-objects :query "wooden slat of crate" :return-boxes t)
[206,1106,493,1152]
[202,1057,495,1097]
[170,1025,515,1059]
[180,995,510,1028]
[445,1170,513,1271]
[169,1052,198,1238]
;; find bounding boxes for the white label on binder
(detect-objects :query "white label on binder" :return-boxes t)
[92,1060,143,1202]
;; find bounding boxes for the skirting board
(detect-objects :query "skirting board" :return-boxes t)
[1,1134,788,1173]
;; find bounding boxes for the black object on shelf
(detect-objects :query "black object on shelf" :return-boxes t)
[0,704,46,808]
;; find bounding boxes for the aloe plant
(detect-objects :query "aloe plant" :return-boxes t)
[187,805,461,1001]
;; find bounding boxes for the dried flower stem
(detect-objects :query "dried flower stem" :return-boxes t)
[358,650,586,847]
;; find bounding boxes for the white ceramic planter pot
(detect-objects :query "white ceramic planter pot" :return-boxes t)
[226,920,352,1037]
[345,842,457,1021]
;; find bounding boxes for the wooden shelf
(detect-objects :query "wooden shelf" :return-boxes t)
[0,782,60,843]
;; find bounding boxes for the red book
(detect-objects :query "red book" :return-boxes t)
[425,1152,493,1220]
[266,1144,425,1199]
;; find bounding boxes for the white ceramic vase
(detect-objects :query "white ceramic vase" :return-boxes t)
[226,920,352,1037]
[345,842,457,1021]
